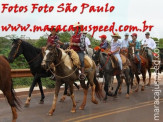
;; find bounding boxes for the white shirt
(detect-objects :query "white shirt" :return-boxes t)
[141,38,156,50]
[121,39,130,48]
[85,37,91,49]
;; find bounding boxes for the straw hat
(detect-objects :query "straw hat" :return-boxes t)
[111,33,121,39]
[73,23,82,28]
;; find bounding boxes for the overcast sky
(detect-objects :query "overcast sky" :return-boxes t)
[0,0,163,41]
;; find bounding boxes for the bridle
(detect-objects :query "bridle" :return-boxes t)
[12,39,42,64]
[12,40,22,59]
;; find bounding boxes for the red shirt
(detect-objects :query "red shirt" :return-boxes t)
[70,33,81,51]
[47,34,60,47]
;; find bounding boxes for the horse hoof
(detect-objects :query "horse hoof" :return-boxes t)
[79,106,85,110]
[141,87,145,91]
[130,90,133,94]
[59,96,66,102]
[71,109,76,113]
[118,91,122,94]
[39,100,44,104]
[135,89,138,92]
[48,113,53,116]
[24,103,30,108]
[125,94,129,98]
[92,99,98,104]
[146,83,150,86]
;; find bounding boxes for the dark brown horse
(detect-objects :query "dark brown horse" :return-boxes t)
[140,45,153,85]
[128,44,148,92]
[41,45,103,116]
[0,56,21,122]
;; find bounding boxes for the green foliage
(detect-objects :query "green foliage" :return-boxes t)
[35,36,47,48]
[159,38,163,48]
[58,32,71,42]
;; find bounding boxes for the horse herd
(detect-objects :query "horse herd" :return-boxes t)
[0,39,162,122]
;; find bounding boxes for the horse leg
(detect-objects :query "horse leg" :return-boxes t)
[24,75,38,107]
[79,80,88,110]
[60,83,68,102]
[48,81,62,116]
[118,81,122,94]
[37,78,45,104]
[104,74,112,101]
[141,69,146,91]
[135,74,140,92]
[124,69,130,98]
[4,90,17,122]
[113,75,122,97]
[130,74,134,94]
[69,82,76,113]
[147,68,151,86]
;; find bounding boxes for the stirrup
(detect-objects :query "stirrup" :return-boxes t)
[78,73,86,81]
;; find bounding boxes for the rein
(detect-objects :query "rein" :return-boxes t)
[99,55,110,71]
[49,66,78,79]
[13,40,22,58]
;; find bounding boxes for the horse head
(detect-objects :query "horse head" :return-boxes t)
[8,39,23,63]
[92,46,102,65]
[128,42,136,59]
[41,44,60,70]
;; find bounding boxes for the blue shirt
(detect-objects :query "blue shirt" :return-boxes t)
[100,40,108,49]
[130,40,141,54]
[111,40,121,54]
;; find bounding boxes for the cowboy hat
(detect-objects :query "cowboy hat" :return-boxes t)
[73,23,82,28]
[111,33,121,39]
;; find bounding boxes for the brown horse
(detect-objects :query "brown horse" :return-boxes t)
[128,44,148,92]
[0,56,21,122]
[41,45,103,116]
[140,45,154,85]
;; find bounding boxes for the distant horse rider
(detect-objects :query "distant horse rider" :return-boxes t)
[99,35,108,50]
[121,33,130,55]
[47,27,64,80]
[130,33,141,74]
[47,27,64,47]
[141,32,156,65]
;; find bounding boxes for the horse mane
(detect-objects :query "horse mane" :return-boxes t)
[21,40,41,53]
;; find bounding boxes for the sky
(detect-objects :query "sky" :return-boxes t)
[0,0,163,41]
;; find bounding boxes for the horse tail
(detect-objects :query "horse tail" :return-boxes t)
[11,79,21,110]
[93,73,104,100]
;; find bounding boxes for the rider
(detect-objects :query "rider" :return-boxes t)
[130,33,141,74]
[110,33,123,76]
[47,27,64,47]
[83,31,91,54]
[70,23,86,80]
[141,32,156,65]
[99,35,108,50]
[121,33,130,49]
[47,27,63,80]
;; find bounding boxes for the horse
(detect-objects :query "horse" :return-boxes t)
[92,48,130,101]
[140,45,153,85]
[41,45,103,116]
[8,39,79,107]
[0,56,21,122]
[128,43,147,92]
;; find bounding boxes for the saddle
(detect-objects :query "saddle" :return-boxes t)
[110,54,129,70]
[134,55,147,66]
[65,49,94,70]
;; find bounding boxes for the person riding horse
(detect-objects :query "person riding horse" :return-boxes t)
[121,33,130,55]
[47,27,64,47]
[109,33,123,77]
[99,34,108,50]
[70,23,86,80]
[47,27,64,80]
[129,33,141,74]
[141,32,156,66]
